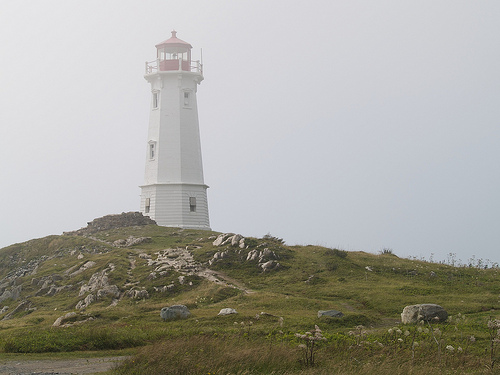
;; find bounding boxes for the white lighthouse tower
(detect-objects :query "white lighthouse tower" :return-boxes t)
[140,31,210,230]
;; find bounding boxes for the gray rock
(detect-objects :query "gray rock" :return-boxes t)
[2,301,32,320]
[0,285,22,304]
[260,260,280,272]
[53,312,77,327]
[213,233,245,247]
[113,236,152,247]
[213,233,232,246]
[246,250,259,261]
[231,234,243,246]
[218,308,238,316]
[318,309,344,318]
[69,261,96,277]
[97,285,120,299]
[160,305,191,321]
[126,288,149,299]
[76,294,96,310]
[401,304,448,324]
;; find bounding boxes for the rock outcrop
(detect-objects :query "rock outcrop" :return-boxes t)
[213,233,245,248]
[401,304,448,324]
[210,234,281,272]
[76,264,119,309]
[66,212,156,236]
[160,305,191,320]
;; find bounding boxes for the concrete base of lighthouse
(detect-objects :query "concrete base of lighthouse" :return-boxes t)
[140,183,210,230]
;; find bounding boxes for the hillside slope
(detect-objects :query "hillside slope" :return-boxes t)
[0,213,498,346]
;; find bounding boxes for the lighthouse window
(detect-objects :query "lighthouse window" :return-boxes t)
[189,197,197,212]
[183,91,191,107]
[149,142,156,160]
[145,198,151,213]
[152,92,159,109]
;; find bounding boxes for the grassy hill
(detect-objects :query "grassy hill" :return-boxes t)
[0,215,499,374]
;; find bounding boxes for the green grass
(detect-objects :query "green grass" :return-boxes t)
[0,224,499,373]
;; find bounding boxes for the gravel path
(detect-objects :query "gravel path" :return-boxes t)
[0,356,126,375]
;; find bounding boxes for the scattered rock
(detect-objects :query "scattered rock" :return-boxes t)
[230,234,243,246]
[76,294,95,310]
[67,261,96,277]
[113,236,152,247]
[246,248,277,263]
[53,312,95,328]
[318,310,344,318]
[2,300,32,320]
[96,285,120,299]
[213,233,233,246]
[160,305,190,321]
[305,275,315,283]
[45,285,73,297]
[0,285,22,304]
[213,233,245,247]
[218,308,238,316]
[126,288,149,299]
[401,304,448,324]
[260,260,280,272]
[79,270,109,296]
[53,312,77,327]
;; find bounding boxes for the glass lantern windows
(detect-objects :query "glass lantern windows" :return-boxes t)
[158,49,188,62]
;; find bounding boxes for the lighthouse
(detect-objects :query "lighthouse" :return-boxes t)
[140,31,210,230]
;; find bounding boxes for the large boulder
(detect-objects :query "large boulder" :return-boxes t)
[160,305,191,321]
[318,309,344,318]
[401,304,448,324]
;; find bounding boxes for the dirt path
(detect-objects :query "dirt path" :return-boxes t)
[0,356,127,375]
[203,269,254,294]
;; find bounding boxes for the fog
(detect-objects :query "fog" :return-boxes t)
[1,1,499,265]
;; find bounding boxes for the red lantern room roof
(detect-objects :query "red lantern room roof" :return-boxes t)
[155,30,192,49]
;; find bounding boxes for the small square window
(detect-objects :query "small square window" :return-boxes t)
[189,197,196,212]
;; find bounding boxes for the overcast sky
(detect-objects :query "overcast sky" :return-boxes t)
[1,1,499,265]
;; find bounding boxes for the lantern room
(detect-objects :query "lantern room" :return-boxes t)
[155,30,192,71]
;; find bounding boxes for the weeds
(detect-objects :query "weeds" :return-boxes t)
[295,325,326,366]
[487,317,500,371]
